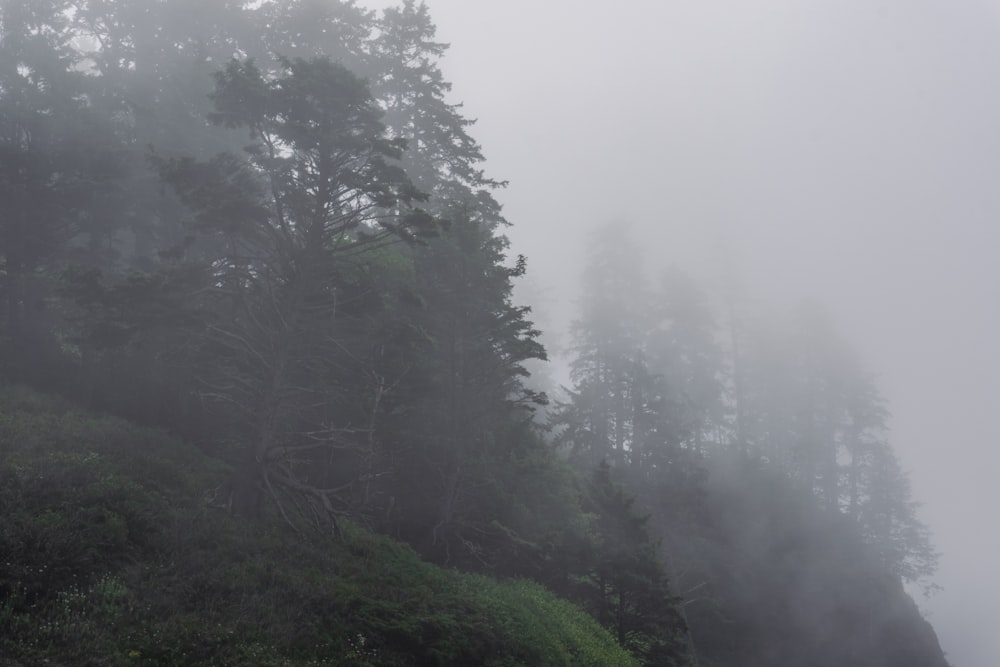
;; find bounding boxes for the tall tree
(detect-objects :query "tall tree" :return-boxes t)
[70,0,253,263]
[851,405,938,586]
[155,55,435,524]
[0,0,126,370]
[740,302,854,504]
[549,462,690,666]
[651,268,727,449]
[738,303,937,585]
[371,0,506,227]
[556,223,648,468]
[371,213,547,564]
[256,0,373,72]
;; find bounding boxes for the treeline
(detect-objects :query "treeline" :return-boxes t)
[555,225,937,585]
[551,225,944,665]
[0,1,944,665]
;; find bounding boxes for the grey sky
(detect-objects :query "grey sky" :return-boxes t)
[362,1,1000,664]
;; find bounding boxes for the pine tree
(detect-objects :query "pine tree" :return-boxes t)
[0,0,126,370]
[371,0,507,228]
[154,55,435,524]
[556,223,648,468]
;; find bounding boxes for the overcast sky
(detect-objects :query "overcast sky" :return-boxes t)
[361,1,1000,664]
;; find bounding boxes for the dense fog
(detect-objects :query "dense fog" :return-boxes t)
[358,1,999,664]
[0,0,991,664]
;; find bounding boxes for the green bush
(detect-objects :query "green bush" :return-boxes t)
[0,386,636,666]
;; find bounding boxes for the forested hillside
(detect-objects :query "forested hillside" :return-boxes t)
[0,1,948,665]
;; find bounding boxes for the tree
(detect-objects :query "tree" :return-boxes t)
[555,223,648,468]
[738,303,854,505]
[556,462,689,665]
[555,229,722,481]
[623,267,727,482]
[369,213,547,564]
[255,0,373,73]
[644,267,728,454]
[856,430,939,587]
[70,0,255,263]
[371,0,506,228]
[738,302,937,585]
[0,0,127,373]
[155,55,436,525]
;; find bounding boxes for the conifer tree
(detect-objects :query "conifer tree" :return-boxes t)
[156,55,435,523]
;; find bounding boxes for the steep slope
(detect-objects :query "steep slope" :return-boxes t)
[0,386,637,666]
[652,452,950,667]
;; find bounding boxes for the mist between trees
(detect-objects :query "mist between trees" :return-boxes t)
[0,1,948,665]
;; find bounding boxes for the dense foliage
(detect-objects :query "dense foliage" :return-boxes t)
[0,1,947,665]
[0,386,638,665]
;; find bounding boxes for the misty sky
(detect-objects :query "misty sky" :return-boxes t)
[360,2,1000,664]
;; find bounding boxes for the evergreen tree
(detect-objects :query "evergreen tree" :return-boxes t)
[373,214,546,565]
[371,0,506,227]
[154,55,436,523]
[644,267,728,454]
[256,0,373,72]
[0,0,127,374]
[552,463,689,666]
[738,302,937,585]
[556,223,648,468]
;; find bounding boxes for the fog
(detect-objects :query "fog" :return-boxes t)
[360,1,1000,664]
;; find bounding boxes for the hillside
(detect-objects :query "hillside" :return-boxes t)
[0,386,637,666]
[0,383,951,666]
[0,1,953,664]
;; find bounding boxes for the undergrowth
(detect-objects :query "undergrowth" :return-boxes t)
[0,386,636,666]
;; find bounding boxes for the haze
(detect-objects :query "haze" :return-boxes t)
[358,1,1000,665]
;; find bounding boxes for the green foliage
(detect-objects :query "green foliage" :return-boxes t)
[544,463,691,666]
[480,578,640,666]
[371,0,507,227]
[0,386,635,666]
[369,216,550,565]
